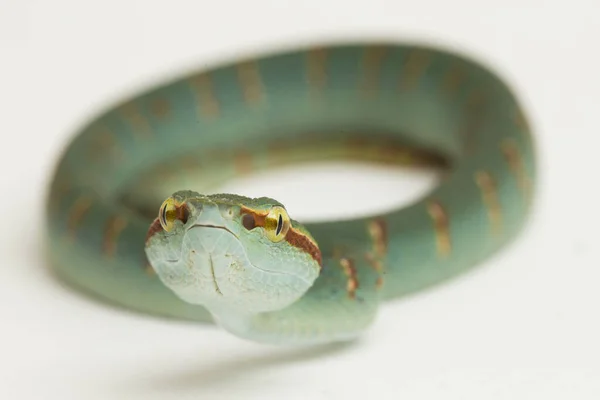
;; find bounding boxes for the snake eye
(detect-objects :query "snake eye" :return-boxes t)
[158,198,189,232]
[264,206,290,242]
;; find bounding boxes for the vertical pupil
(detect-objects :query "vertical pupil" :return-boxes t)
[276,214,283,236]
[160,205,168,225]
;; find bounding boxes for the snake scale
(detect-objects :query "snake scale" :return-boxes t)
[45,42,536,345]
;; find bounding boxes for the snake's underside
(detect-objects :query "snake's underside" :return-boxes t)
[45,42,535,345]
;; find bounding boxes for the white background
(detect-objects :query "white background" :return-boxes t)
[1,1,599,399]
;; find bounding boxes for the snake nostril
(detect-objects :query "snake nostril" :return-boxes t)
[218,206,235,220]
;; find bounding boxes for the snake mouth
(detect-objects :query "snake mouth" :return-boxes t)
[162,224,238,264]
[188,223,239,239]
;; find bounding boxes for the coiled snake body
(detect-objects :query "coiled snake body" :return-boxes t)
[45,42,535,345]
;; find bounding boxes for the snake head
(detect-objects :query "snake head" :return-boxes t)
[144,190,321,314]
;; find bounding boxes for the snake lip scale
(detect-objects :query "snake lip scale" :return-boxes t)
[192,223,240,239]
[46,41,535,345]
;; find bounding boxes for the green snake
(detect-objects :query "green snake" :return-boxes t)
[45,42,536,345]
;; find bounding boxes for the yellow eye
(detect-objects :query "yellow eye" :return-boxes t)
[158,198,188,232]
[264,206,291,242]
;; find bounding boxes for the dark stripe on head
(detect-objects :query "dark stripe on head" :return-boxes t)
[145,217,163,244]
[241,206,322,268]
[284,228,322,268]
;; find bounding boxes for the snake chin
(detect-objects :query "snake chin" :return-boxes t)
[147,229,315,315]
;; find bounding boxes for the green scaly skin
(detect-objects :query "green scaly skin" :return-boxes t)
[45,42,536,345]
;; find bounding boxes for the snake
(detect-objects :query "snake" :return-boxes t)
[45,42,536,345]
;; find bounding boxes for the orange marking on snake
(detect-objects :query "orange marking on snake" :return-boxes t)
[427,201,451,257]
[189,73,219,118]
[365,252,384,289]
[367,218,388,256]
[306,47,328,93]
[400,49,431,90]
[119,101,152,139]
[237,61,263,106]
[501,138,532,201]
[339,258,359,299]
[475,170,502,235]
[150,97,170,119]
[103,215,128,257]
[360,46,387,97]
[442,63,465,95]
[87,127,125,164]
[67,196,93,240]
